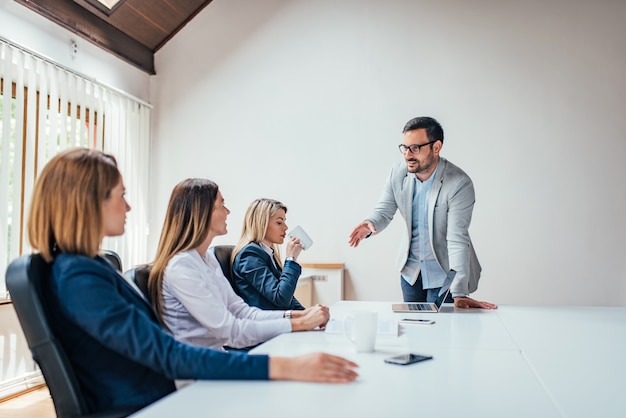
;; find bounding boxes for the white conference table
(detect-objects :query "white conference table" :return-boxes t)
[132,301,626,418]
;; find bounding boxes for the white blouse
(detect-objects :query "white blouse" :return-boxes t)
[162,248,291,351]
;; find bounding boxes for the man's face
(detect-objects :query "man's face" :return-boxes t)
[401,129,440,175]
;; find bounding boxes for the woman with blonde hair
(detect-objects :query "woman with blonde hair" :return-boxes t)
[149,179,330,351]
[232,198,306,312]
[27,149,357,415]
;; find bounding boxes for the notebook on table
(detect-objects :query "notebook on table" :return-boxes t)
[392,270,456,313]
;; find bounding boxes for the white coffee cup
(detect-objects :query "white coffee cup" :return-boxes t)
[287,225,313,250]
[344,310,378,352]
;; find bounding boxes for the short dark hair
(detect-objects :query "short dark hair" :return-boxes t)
[402,116,444,143]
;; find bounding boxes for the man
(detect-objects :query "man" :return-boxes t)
[348,116,496,309]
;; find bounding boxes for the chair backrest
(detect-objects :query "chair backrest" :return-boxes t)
[6,254,89,418]
[123,264,152,302]
[212,245,240,295]
[6,254,133,418]
[102,250,122,271]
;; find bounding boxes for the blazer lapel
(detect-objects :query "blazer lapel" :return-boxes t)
[253,243,283,277]
[402,171,414,232]
[428,159,446,242]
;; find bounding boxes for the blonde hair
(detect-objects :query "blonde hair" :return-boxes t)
[232,198,287,268]
[149,178,219,324]
[28,148,121,262]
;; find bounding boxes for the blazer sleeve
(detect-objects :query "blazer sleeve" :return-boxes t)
[366,164,402,233]
[233,246,302,310]
[439,173,476,295]
[52,256,269,381]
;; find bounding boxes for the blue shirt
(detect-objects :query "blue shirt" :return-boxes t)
[401,169,447,289]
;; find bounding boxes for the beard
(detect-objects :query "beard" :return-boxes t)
[406,156,435,174]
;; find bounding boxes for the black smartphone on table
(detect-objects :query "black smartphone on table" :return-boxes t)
[384,353,433,365]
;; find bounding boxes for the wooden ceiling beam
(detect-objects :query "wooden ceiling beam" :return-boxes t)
[15,0,155,75]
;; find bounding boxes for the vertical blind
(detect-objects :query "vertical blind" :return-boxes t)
[0,38,151,299]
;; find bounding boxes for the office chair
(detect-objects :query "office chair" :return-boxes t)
[212,245,240,295]
[102,249,122,272]
[123,264,152,302]
[211,245,258,352]
[5,254,133,418]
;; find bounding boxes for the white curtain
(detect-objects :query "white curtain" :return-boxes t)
[0,38,150,298]
[101,94,151,270]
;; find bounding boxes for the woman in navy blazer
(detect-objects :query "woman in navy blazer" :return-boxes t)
[26,148,358,415]
[232,198,306,311]
[148,180,329,352]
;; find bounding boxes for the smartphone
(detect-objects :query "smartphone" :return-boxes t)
[399,318,435,325]
[384,353,433,365]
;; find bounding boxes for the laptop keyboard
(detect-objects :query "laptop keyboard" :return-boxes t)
[408,304,431,311]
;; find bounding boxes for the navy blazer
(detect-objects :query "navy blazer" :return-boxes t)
[232,243,305,311]
[48,254,269,414]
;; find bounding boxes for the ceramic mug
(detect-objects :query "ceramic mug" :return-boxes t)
[344,310,378,352]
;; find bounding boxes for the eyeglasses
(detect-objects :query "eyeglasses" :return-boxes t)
[398,141,436,154]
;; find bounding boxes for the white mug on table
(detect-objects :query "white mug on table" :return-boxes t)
[344,310,378,352]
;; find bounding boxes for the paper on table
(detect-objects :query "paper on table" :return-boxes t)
[325,318,399,337]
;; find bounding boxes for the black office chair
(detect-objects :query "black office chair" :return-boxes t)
[123,264,152,302]
[212,245,240,295]
[102,249,122,272]
[5,254,133,418]
[211,245,257,352]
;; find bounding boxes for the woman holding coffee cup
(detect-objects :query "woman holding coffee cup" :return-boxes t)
[150,182,328,352]
[232,198,310,312]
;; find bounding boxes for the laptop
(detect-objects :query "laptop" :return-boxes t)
[392,270,456,313]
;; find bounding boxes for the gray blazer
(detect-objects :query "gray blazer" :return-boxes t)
[366,158,481,295]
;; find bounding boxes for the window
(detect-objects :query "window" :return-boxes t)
[1,80,99,300]
[75,0,126,16]
[0,39,150,300]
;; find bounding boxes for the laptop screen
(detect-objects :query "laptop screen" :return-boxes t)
[433,270,456,309]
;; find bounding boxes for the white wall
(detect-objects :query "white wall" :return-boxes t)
[151,0,626,307]
[1,0,625,307]
[0,1,151,103]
